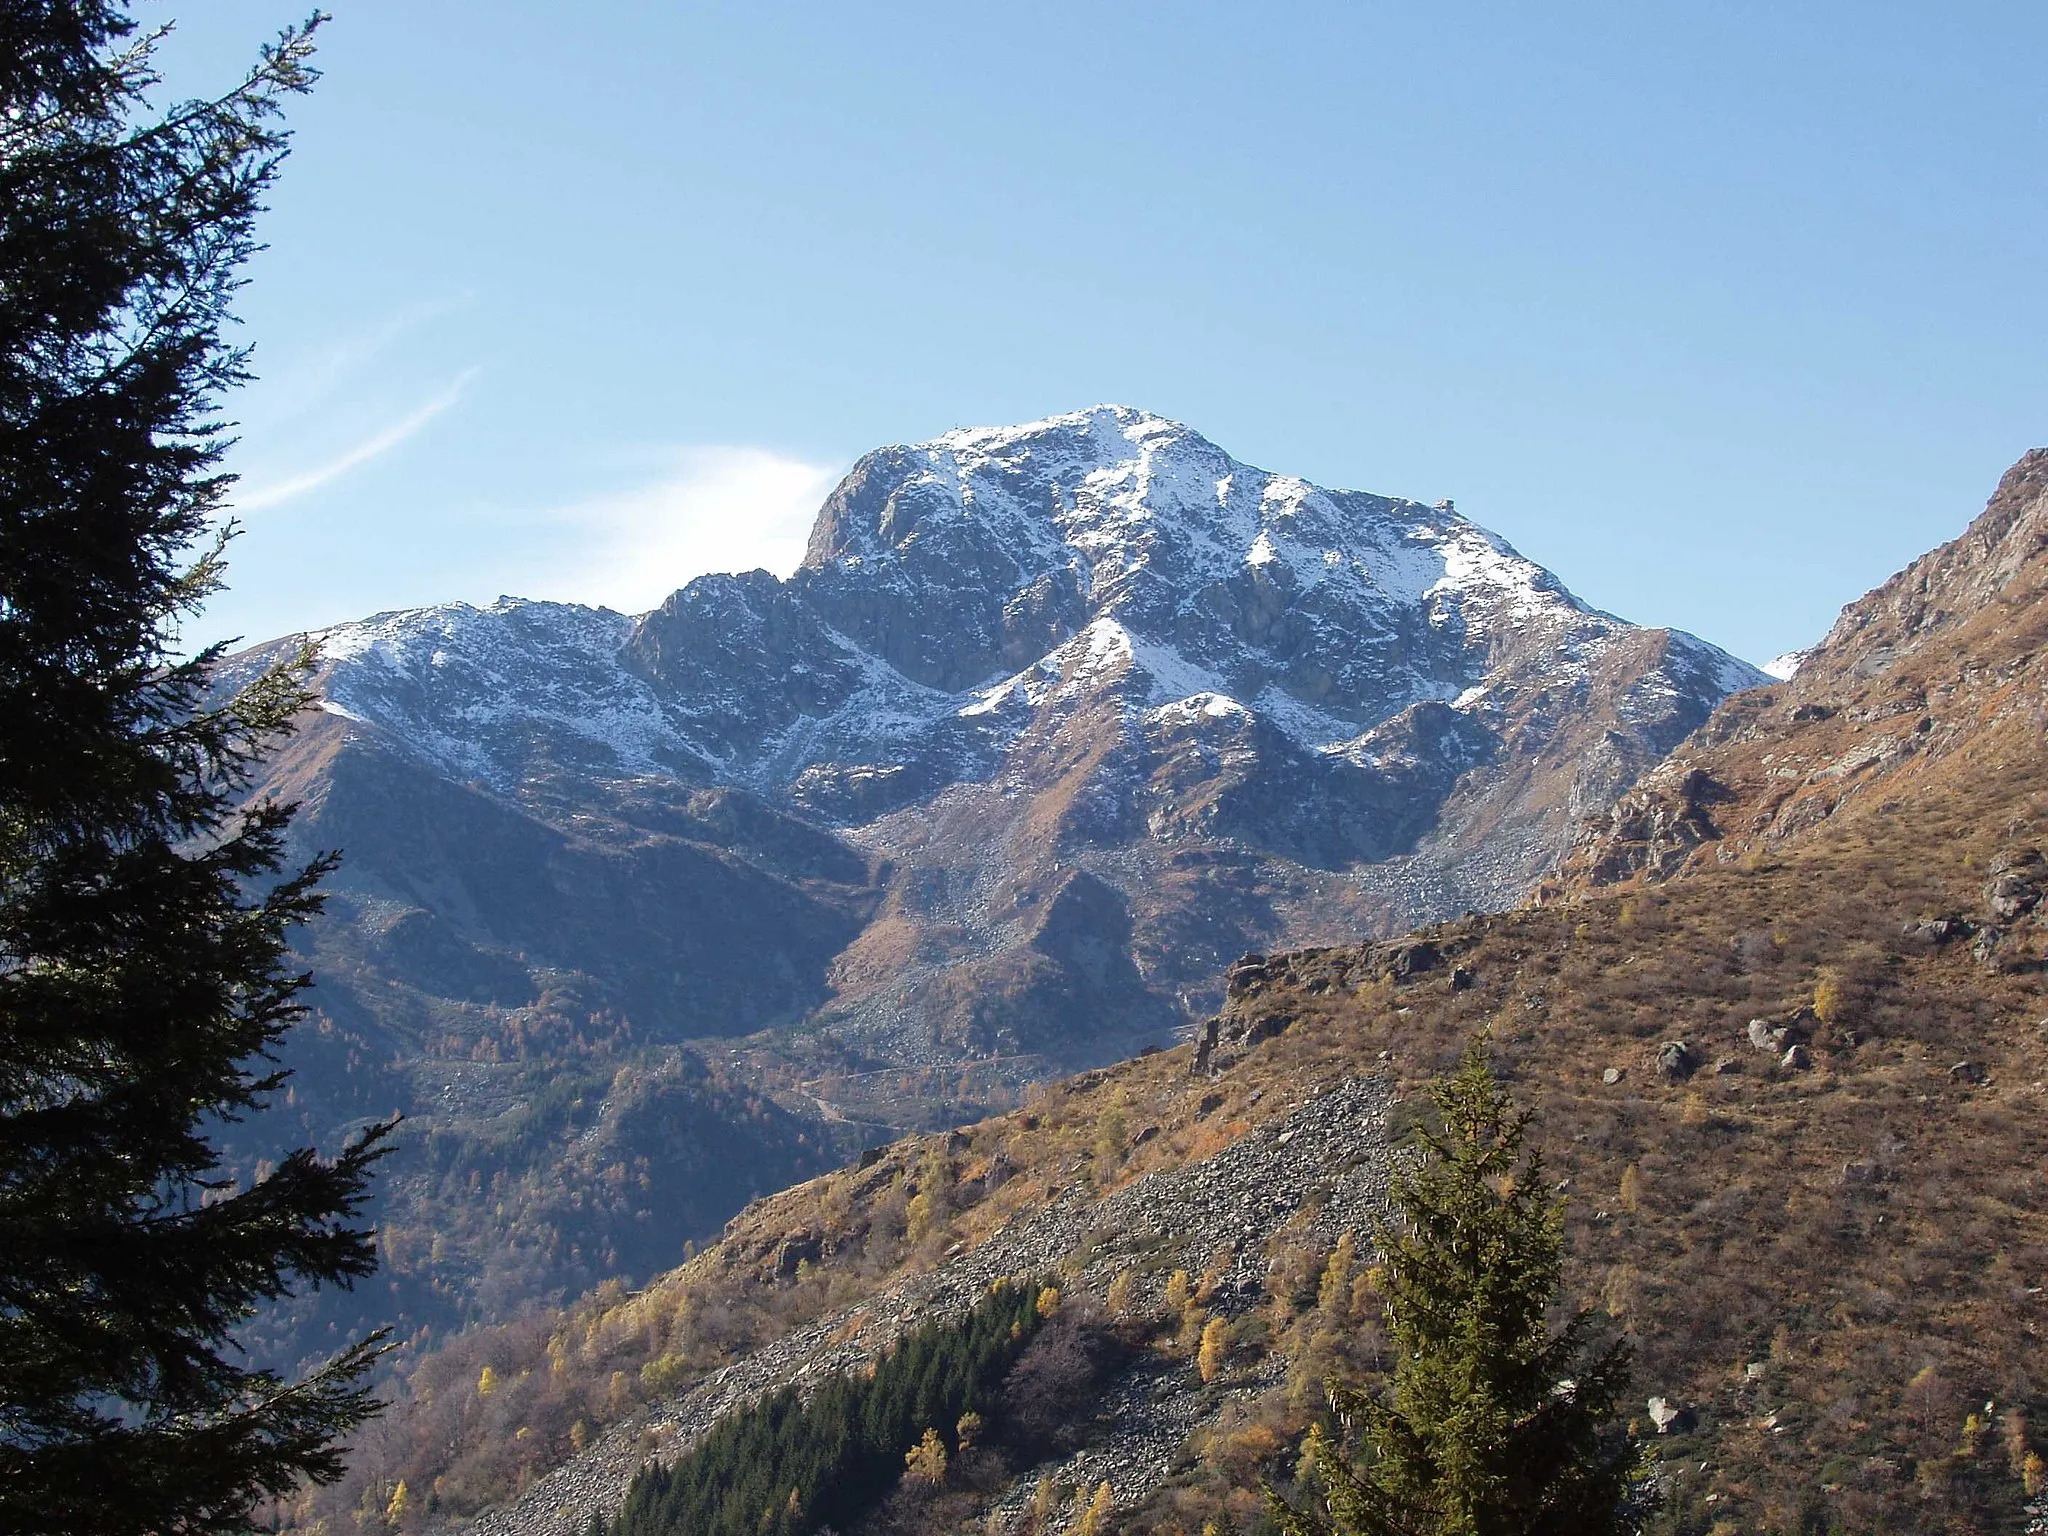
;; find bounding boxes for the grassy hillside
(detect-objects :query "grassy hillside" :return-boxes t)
[291,459,2048,1536]
[299,762,2048,1532]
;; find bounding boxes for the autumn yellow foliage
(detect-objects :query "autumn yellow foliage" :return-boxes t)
[1198,1316,1229,1384]
[904,1426,947,1485]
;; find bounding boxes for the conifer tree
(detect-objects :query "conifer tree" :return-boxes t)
[1269,1042,1644,1536]
[0,6,391,1533]
[1106,1267,1135,1318]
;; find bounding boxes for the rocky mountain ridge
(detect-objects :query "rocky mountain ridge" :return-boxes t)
[1562,447,2048,893]
[253,406,1762,1067]
[307,407,1760,809]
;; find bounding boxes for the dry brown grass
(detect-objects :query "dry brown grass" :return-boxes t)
[306,607,2048,1536]
[1185,768,2047,1535]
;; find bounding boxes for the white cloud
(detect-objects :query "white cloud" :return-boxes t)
[530,447,841,614]
[230,369,478,513]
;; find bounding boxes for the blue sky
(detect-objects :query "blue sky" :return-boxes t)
[164,2,2048,666]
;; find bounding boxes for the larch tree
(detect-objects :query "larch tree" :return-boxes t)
[1198,1314,1229,1385]
[0,5,392,1533]
[1268,1042,1646,1536]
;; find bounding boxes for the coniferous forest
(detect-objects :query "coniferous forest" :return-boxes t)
[606,1278,1060,1536]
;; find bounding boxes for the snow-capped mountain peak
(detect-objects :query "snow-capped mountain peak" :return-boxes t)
[804,406,1580,633]
[249,408,1765,920]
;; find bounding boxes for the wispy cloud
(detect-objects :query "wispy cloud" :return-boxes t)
[528,447,841,614]
[231,369,478,513]
[249,296,472,424]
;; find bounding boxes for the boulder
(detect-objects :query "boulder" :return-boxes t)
[1984,847,2044,921]
[1780,1044,1811,1071]
[771,1229,822,1279]
[1226,954,1271,990]
[1237,1013,1293,1047]
[1389,941,1442,980]
[1950,1060,1988,1085]
[1749,1010,1814,1054]
[1986,874,2042,923]
[1656,1041,1698,1081]
[1902,914,1971,945]
[1647,1396,1695,1434]
[1602,1067,1625,1086]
